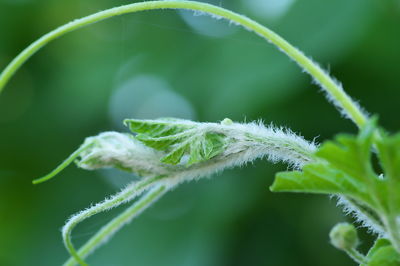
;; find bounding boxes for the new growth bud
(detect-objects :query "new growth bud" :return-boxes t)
[329,223,359,251]
[77,132,171,176]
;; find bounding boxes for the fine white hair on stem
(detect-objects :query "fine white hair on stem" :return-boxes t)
[306,59,369,123]
[63,184,168,266]
[61,118,318,265]
[181,121,314,181]
[80,119,318,187]
[62,175,165,266]
[219,120,317,168]
[335,196,385,236]
[177,5,369,127]
[80,119,318,177]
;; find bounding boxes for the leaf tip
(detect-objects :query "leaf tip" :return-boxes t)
[32,174,54,185]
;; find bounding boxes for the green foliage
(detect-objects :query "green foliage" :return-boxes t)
[270,119,378,206]
[375,132,400,214]
[270,119,400,265]
[362,239,400,266]
[0,0,398,265]
[124,118,227,166]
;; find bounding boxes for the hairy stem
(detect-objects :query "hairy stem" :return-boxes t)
[345,248,367,265]
[343,197,385,234]
[63,184,167,266]
[0,0,367,127]
[62,176,163,266]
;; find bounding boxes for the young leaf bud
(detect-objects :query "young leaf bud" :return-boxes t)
[329,223,359,251]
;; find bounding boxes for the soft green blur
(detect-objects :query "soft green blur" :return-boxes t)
[1,0,399,265]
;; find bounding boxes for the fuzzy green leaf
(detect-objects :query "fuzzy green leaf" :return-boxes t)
[314,119,376,183]
[124,118,227,166]
[270,119,378,205]
[124,118,194,150]
[363,239,392,264]
[270,164,371,202]
[364,239,400,266]
[315,136,373,182]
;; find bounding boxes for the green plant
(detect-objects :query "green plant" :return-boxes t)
[0,1,398,265]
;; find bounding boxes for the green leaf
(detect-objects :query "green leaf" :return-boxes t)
[363,239,400,266]
[124,118,227,166]
[375,132,400,213]
[270,119,378,205]
[315,137,371,182]
[376,133,400,179]
[124,118,194,150]
[315,120,376,183]
[270,164,371,203]
[364,239,392,262]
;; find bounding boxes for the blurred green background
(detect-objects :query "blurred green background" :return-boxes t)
[1,0,400,265]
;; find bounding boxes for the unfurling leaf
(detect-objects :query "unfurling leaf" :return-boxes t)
[124,118,228,166]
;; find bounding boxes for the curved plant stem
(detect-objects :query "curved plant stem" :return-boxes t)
[62,176,163,266]
[63,184,167,266]
[32,143,93,184]
[346,248,367,265]
[0,0,367,128]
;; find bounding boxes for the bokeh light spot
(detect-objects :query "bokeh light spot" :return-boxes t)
[109,74,196,129]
